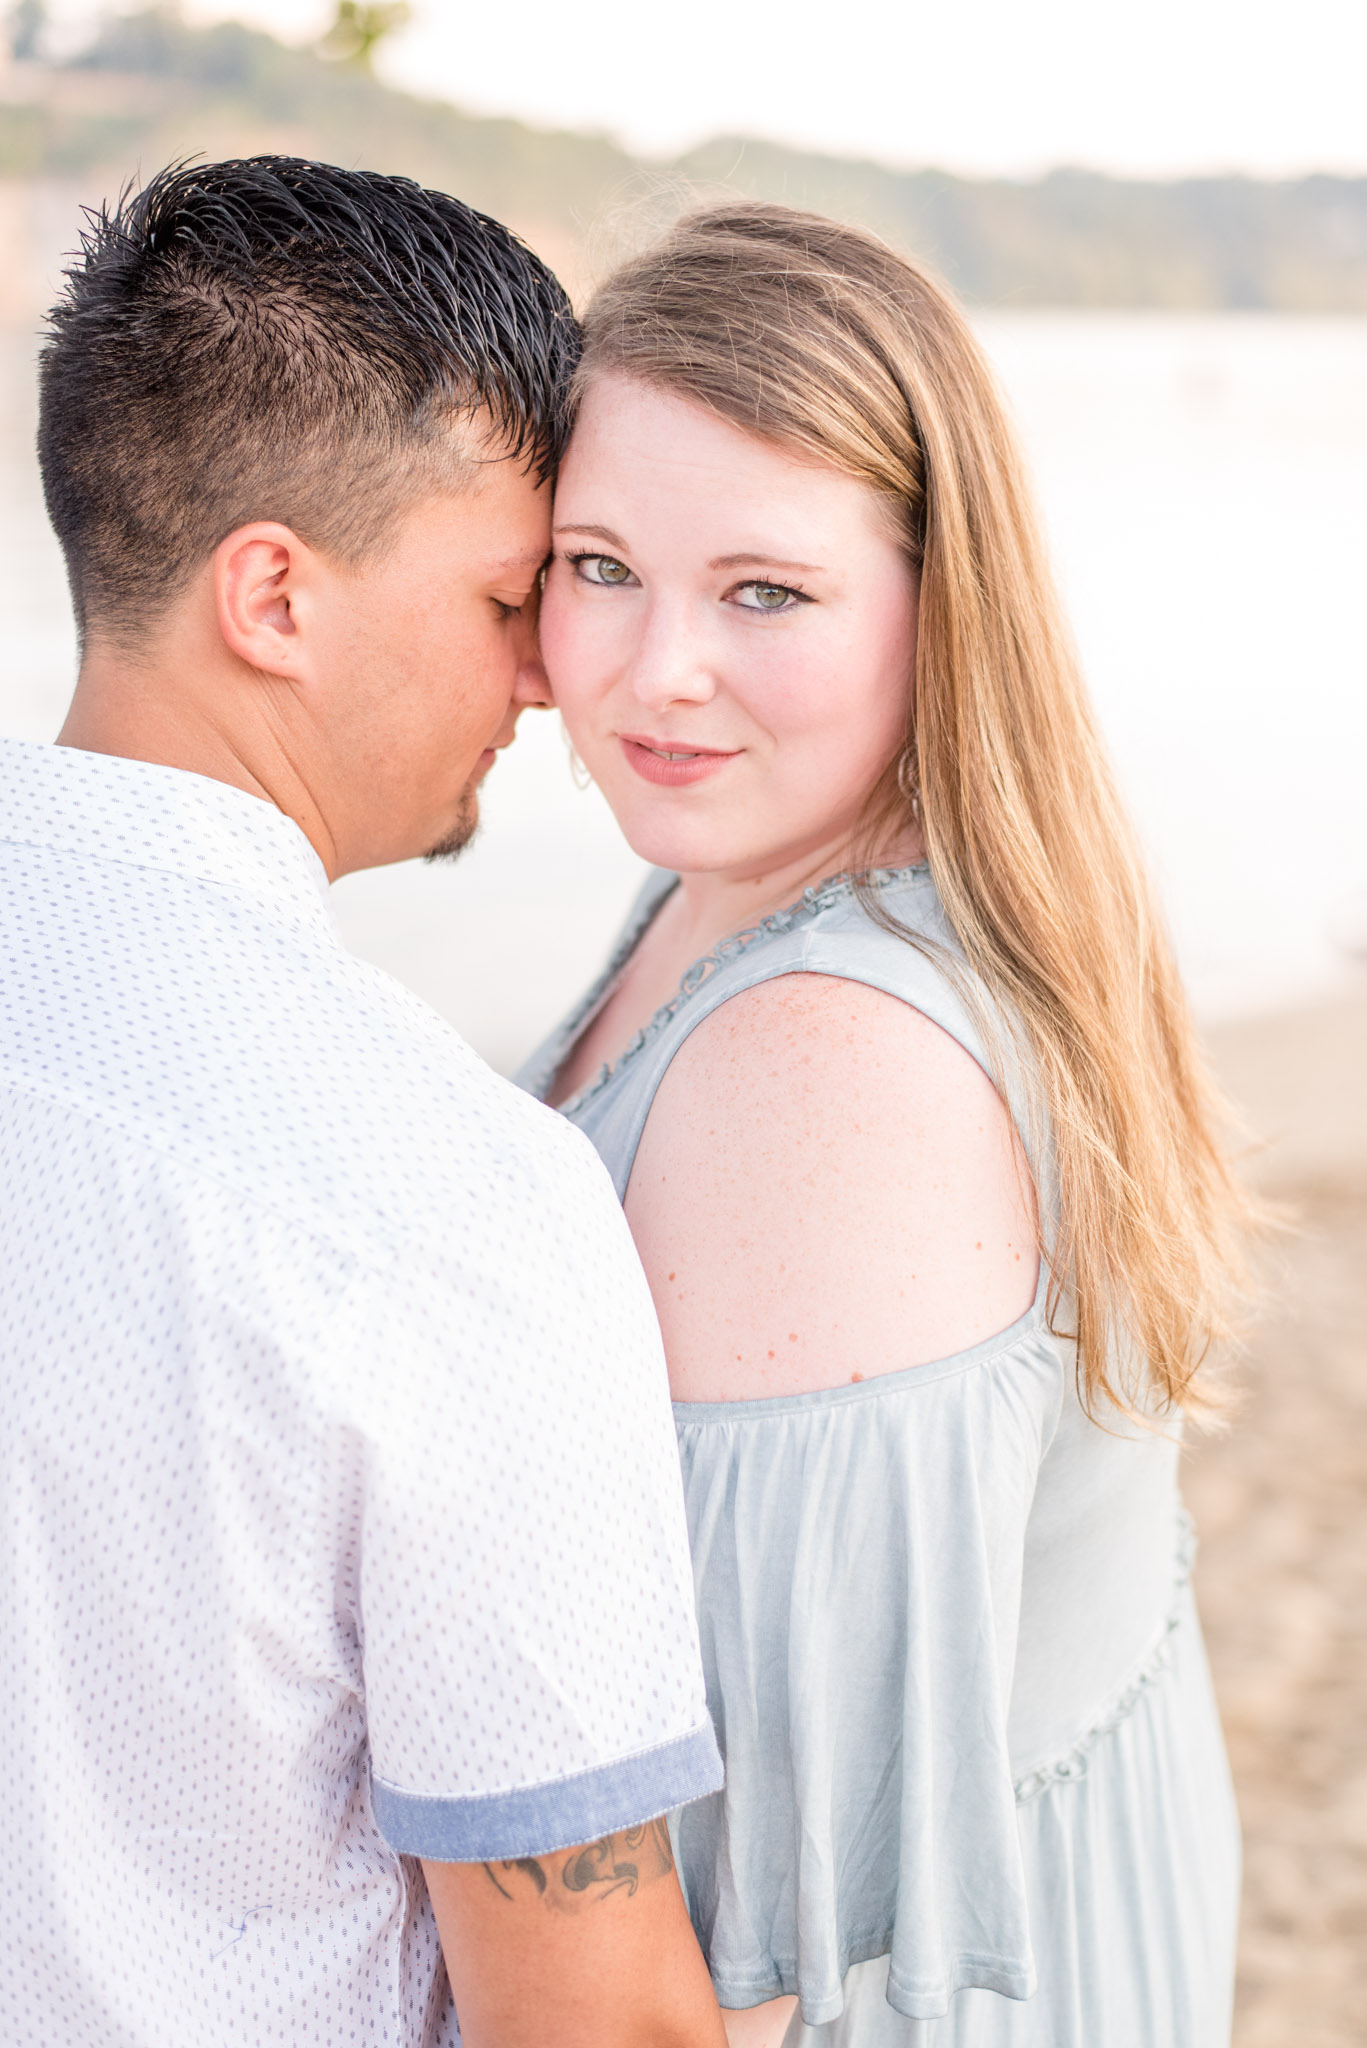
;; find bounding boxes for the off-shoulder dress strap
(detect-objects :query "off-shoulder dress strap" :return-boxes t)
[529,865,1048,1222]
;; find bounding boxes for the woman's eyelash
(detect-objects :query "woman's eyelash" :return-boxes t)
[563,556,812,608]
[730,578,813,609]
[567,551,635,585]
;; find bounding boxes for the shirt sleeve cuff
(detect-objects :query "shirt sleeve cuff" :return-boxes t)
[371,1719,724,1862]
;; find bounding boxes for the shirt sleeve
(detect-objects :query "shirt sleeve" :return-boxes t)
[330,1111,722,1863]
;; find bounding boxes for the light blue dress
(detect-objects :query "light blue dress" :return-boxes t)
[516,863,1240,2046]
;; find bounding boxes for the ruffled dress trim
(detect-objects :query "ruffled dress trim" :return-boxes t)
[1012,1510,1196,1804]
[531,863,930,1118]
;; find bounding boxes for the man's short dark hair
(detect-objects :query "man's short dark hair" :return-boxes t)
[38,156,579,641]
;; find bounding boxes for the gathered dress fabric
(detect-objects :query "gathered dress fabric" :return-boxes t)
[516,864,1240,2047]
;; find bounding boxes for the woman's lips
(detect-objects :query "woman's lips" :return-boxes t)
[620,736,740,787]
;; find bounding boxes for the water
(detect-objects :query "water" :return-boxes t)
[3,314,1365,1073]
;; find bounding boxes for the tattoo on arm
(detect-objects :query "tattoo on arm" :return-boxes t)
[481,1819,675,1913]
[481,1856,547,1901]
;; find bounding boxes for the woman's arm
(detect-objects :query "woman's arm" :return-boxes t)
[625,973,1039,1403]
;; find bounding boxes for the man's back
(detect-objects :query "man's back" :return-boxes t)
[0,738,719,2045]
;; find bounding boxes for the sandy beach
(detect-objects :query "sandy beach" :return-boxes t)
[1192,992,1367,2045]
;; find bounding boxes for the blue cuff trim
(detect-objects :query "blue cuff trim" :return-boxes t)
[372,1719,724,1863]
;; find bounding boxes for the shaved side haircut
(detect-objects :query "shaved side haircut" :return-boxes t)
[38,156,579,643]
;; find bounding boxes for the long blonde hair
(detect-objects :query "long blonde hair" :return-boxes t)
[578,201,1257,1416]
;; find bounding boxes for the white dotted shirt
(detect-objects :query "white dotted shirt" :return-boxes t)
[0,738,721,2047]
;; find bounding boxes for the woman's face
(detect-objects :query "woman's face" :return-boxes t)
[541,374,918,883]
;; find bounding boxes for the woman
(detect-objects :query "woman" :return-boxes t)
[516,204,1253,2045]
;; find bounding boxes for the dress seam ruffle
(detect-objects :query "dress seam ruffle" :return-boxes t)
[1011,1508,1197,1803]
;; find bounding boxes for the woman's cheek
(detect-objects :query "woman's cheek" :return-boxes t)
[737,640,841,746]
[534,582,576,705]
[532,598,598,729]
[540,590,621,718]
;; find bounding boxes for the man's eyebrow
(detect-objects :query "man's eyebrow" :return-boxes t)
[489,545,553,574]
[708,553,826,574]
[551,522,628,549]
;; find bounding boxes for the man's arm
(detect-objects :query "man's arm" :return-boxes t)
[424,1822,729,2048]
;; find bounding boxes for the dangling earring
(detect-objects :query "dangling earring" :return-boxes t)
[896,748,921,822]
[563,724,592,791]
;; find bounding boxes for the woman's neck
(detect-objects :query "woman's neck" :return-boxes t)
[547,822,922,1109]
[666,824,923,967]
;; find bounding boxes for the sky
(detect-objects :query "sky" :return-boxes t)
[34,0,1367,179]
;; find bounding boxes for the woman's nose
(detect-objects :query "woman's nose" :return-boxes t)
[626,602,719,710]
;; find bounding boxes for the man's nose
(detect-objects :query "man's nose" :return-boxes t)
[507,591,553,710]
[511,641,553,711]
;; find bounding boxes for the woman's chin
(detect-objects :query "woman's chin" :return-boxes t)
[615,813,756,879]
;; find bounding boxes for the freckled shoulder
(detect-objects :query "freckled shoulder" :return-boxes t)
[623,973,1040,1404]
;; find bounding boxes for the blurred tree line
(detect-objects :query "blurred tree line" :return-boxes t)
[2,4,1364,309]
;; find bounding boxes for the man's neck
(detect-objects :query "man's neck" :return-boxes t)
[59,645,341,879]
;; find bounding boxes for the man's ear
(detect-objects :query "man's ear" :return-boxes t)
[213,522,315,678]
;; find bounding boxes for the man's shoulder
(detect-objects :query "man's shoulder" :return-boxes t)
[1,834,608,1258]
[194,926,609,1254]
[323,944,600,1197]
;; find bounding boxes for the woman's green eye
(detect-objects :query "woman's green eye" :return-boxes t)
[734,580,805,612]
[578,554,633,585]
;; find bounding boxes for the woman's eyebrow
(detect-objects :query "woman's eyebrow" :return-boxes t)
[709,552,826,574]
[551,522,628,547]
[549,529,827,576]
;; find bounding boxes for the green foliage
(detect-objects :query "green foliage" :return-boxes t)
[71,8,264,86]
[4,9,1365,310]
[318,3,412,69]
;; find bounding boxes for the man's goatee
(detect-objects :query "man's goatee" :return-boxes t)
[424,789,480,864]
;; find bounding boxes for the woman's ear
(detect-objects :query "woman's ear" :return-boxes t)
[213,522,313,677]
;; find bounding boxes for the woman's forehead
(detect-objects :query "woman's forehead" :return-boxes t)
[558,377,896,542]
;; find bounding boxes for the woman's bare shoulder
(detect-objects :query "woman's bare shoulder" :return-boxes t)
[625,972,1040,1404]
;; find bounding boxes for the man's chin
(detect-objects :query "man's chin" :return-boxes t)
[423,790,480,865]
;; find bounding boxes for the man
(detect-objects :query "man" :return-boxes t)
[0,158,727,2047]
